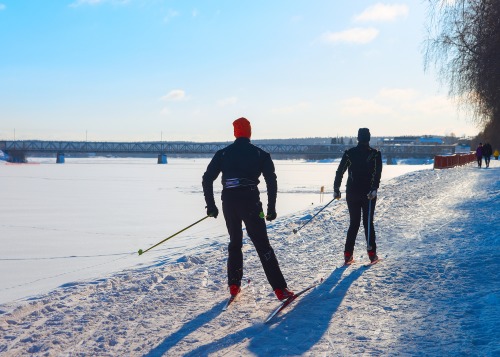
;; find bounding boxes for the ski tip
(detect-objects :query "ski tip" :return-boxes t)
[364,258,382,267]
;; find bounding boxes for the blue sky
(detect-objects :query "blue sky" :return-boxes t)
[0,1,478,142]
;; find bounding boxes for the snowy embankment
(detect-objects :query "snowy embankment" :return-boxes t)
[1,161,499,356]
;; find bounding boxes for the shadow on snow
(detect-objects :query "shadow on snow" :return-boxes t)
[144,264,366,356]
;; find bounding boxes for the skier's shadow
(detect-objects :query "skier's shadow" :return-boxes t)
[176,265,366,356]
[142,301,227,357]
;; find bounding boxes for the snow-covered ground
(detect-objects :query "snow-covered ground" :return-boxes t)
[1,158,499,356]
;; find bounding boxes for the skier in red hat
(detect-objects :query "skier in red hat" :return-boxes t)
[202,117,293,301]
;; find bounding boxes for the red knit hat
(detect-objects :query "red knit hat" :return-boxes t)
[233,117,251,138]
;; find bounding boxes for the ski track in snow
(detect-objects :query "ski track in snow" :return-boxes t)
[1,162,499,356]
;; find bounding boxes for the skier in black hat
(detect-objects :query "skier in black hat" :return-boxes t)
[333,128,382,264]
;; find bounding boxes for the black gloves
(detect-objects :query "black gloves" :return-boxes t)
[266,209,277,221]
[367,189,377,200]
[206,204,219,218]
[334,188,341,200]
[266,201,277,221]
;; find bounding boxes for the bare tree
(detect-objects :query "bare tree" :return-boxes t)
[424,0,500,148]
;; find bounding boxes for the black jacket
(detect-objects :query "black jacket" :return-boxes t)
[202,138,278,210]
[483,143,492,156]
[334,143,382,195]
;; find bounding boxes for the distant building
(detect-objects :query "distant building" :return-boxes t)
[382,136,445,145]
[382,136,418,145]
[417,137,444,145]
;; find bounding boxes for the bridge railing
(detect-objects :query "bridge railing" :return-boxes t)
[0,140,457,158]
[0,140,349,155]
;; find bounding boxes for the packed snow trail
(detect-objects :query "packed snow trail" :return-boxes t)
[0,161,499,356]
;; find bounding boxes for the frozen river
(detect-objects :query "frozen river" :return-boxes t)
[0,157,431,304]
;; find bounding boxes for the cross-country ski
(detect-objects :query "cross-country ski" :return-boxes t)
[364,258,382,267]
[222,279,251,311]
[264,283,320,323]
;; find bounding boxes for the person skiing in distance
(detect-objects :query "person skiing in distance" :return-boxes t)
[476,143,483,168]
[202,117,293,301]
[333,128,382,264]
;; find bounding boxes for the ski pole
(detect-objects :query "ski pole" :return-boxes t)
[138,215,210,255]
[367,198,372,250]
[293,198,336,234]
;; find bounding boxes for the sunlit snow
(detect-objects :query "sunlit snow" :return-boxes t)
[1,157,498,356]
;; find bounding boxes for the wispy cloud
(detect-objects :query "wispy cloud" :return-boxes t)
[378,88,417,101]
[340,88,457,120]
[69,0,128,8]
[70,0,104,7]
[160,107,171,116]
[164,9,179,23]
[217,97,238,107]
[340,97,395,117]
[354,3,409,22]
[161,89,187,102]
[321,27,379,44]
[271,101,310,114]
[0,4,6,11]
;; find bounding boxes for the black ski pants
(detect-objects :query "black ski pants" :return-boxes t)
[345,192,377,254]
[484,155,491,167]
[222,188,287,290]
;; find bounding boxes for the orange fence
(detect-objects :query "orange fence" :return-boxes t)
[433,153,476,169]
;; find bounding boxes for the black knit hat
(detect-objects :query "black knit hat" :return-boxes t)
[357,128,371,143]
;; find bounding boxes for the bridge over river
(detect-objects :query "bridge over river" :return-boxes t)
[0,140,456,164]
